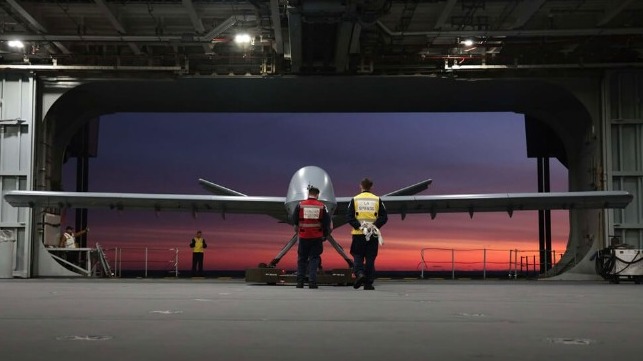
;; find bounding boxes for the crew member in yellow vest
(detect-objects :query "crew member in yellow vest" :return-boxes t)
[189,230,208,277]
[60,226,88,249]
[346,178,388,290]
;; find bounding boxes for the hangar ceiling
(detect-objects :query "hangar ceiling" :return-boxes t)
[1,0,642,75]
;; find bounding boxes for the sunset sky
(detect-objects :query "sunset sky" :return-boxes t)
[62,112,569,273]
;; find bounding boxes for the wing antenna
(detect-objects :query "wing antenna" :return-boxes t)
[198,179,247,196]
[384,179,432,197]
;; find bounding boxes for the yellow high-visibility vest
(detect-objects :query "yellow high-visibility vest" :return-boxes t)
[193,238,205,253]
[351,192,380,235]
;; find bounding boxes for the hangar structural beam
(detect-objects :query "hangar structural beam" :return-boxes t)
[605,71,643,248]
[0,74,35,278]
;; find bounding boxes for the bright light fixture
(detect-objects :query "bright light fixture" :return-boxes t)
[8,40,24,48]
[461,39,474,47]
[234,33,252,44]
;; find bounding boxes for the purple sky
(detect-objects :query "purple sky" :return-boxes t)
[62,112,569,271]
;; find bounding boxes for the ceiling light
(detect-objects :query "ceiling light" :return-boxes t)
[234,34,252,45]
[461,39,474,47]
[8,40,24,49]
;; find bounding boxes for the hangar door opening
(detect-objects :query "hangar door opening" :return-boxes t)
[57,112,569,274]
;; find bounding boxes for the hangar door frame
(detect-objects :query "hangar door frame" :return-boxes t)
[606,71,643,247]
[2,73,642,278]
[0,74,35,278]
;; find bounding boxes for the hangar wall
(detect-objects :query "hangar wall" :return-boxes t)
[542,70,643,277]
[0,74,80,277]
[0,74,35,278]
[606,71,643,248]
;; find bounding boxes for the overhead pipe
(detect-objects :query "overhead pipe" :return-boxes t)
[2,18,637,43]
[376,20,643,38]
[0,16,256,43]
[444,62,643,70]
[0,64,184,71]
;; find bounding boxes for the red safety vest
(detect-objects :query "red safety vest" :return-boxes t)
[298,198,325,239]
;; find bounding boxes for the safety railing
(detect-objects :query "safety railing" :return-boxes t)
[104,247,179,278]
[419,247,564,279]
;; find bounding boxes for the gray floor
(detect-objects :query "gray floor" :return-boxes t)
[1,278,642,361]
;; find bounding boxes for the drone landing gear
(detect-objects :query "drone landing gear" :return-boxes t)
[245,234,353,285]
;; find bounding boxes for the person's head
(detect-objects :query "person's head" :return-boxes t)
[360,178,373,192]
[196,230,202,237]
[308,186,320,199]
[65,226,73,232]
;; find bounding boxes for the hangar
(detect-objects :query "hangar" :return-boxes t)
[0,0,641,278]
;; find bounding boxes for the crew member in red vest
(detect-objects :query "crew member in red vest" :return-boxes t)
[291,186,331,289]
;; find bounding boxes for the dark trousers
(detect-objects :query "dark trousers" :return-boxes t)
[297,238,324,284]
[350,234,379,285]
[192,252,204,276]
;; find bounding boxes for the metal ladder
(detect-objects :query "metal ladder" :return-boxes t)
[95,243,114,277]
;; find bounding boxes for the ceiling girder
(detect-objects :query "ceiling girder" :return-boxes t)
[597,0,634,27]
[377,22,643,38]
[182,0,206,33]
[270,0,284,55]
[334,21,354,72]
[287,10,302,73]
[434,0,458,30]
[94,0,142,55]
[508,0,546,29]
[204,16,237,40]
[6,0,70,54]
[181,0,209,53]
[0,0,641,75]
